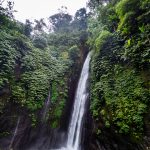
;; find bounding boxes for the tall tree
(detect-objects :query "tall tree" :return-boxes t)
[0,0,15,25]
[49,7,72,33]
[0,0,15,17]
[24,19,33,37]
[34,18,47,32]
[74,8,88,30]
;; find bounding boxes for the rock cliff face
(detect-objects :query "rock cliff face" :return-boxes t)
[61,43,89,131]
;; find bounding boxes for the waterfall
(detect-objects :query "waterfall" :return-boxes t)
[57,52,91,150]
[42,90,51,122]
[9,117,21,149]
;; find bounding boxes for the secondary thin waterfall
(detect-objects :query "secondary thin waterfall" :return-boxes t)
[59,52,91,150]
[42,90,51,122]
[9,117,21,149]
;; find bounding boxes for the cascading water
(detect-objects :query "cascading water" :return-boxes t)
[57,52,91,150]
[42,90,51,122]
[9,117,21,149]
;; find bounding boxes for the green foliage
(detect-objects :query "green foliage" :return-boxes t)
[115,0,138,19]
[49,79,68,128]
[33,35,48,49]
[97,4,119,32]
[115,0,150,35]
[0,131,10,137]
[87,17,104,47]
[117,11,136,34]
[68,45,80,63]
[0,29,32,87]
[87,0,114,10]
[0,0,15,25]
[49,7,88,33]
[0,2,89,140]
[89,0,150,140]
[48,32,80,48]
[115,0,139,34]
[11,84,26,105]
[123,25,150,67]
[21,71,49,111]
[100,67,148,130]
[51,120,58,128]
[49,11,72,33]
[51,82,59,103]
[29,113,37,127]
[24,19,33,37]
[73,8,88,30]
[95,30,112,51]
[0,20,69,127]
[91,51,149,138]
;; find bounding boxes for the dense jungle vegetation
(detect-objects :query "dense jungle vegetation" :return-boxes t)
[0,0,150,149]
[89,0,150,144]
[0,1,88,134]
